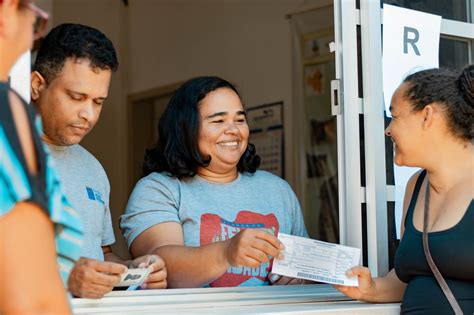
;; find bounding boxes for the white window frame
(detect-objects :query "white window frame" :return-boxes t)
[335,0,474,277]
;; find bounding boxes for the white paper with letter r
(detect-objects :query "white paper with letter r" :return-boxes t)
[272,233,360,286]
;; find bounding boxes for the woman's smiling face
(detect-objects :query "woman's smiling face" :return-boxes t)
[385,83,425,167]
[197,87,249,173]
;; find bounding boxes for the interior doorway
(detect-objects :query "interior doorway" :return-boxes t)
[288,3,339,243]
[127,82,183,192]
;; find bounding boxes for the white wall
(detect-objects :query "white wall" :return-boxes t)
[53,0,130,257]
[128,0,319,197]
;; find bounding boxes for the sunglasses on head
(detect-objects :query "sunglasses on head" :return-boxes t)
[0,0,49,40]
[26,2,49,40]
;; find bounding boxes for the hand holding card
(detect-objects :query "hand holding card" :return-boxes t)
[69,258,127,298]
[128,254,167,289]
[116,268,151,287]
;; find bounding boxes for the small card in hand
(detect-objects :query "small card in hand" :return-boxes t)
[116,268,151,287]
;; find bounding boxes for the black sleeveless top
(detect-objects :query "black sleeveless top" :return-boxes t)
[394,170,474,314]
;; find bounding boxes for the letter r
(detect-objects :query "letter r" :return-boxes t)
[403,26,421,56]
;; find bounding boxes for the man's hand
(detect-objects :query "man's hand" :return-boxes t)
[68,257,127,299]
[130,255,167,289]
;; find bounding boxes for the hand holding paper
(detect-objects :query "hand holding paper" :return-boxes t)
[333,266,378,300]
[271,233,361,286]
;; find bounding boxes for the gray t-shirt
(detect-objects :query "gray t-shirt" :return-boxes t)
[121,170,308,287]
[48,144,115,260]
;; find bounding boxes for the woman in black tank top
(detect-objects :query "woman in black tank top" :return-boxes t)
[334,65,474,314]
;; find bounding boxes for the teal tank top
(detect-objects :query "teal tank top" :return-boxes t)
[0,81,83,284]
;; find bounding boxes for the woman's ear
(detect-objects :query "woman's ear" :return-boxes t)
[30,71,46,102]
[421,104,436,129]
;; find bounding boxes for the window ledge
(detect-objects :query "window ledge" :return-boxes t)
[72,284,400,314]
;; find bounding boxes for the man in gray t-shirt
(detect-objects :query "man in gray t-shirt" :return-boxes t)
[48,144,115,261]
[31,23,167,299]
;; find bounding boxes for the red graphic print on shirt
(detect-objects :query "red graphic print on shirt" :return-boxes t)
[200,210,279,287]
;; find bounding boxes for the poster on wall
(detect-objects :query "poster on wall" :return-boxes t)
[247,102,284,178]
[304,64,326,97]
[303,33,333,60]
[302,29,334,62]
[383,4,441,238]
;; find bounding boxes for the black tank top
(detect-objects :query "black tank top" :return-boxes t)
[394,170,474,314]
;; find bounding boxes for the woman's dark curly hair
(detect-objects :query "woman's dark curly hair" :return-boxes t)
[402,64,473,141]
[143,76,261,177]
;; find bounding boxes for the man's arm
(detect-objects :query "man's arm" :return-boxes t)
[334,172,420,303]
[102,246,129,265]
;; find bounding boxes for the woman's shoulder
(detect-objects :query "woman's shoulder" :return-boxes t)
[133,172,184,195]
[405,169,425,196]
[137,171,181,187]
[242,170,293,190]
[400,169,425,233]
[242,170,281,180]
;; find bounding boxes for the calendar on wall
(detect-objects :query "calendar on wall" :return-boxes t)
[247,102,284,178]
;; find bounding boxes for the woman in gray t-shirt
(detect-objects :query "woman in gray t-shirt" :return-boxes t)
[121,76,308,288]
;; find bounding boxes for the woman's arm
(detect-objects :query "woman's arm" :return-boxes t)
[334,171,422,303]
[130,222,283,288]
[0,202,71,314]
[335,267,406,303]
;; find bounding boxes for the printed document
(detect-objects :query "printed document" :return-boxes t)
[272,233,360,286]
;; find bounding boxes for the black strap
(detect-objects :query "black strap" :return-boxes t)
[404,170,426,228]
[422,181,463,315]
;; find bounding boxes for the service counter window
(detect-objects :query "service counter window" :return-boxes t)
[110,1,472,314]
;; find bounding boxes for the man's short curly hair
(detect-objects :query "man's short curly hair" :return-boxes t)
[33,23,118,82]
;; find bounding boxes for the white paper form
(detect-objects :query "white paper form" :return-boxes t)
[272,233,361,286]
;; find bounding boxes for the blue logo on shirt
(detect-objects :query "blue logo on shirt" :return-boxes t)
[86,187,105,204]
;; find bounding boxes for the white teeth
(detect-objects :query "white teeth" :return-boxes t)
[219,141,238,147]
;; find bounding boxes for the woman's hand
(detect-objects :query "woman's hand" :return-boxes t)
[333,266,377,301]
[223,229,283,268]
[130,255,167,289]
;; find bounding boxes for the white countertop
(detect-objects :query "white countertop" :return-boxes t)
[72,284,400,314]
